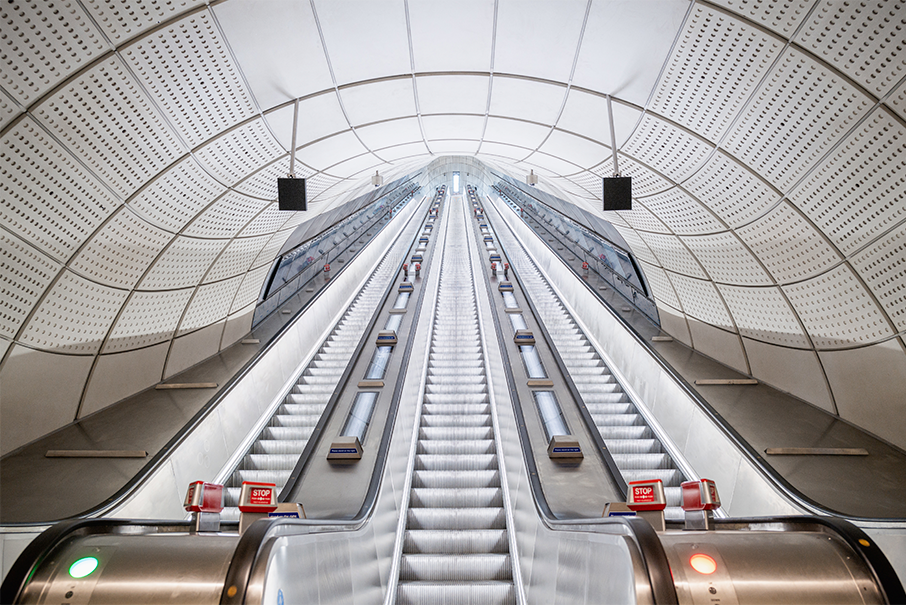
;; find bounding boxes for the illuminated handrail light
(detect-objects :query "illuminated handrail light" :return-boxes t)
[69,556,99,578]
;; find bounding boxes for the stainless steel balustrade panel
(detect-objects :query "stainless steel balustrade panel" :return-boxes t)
[396,196,516,605]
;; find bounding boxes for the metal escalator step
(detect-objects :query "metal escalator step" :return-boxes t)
[620,469,685,486]
[584,403,634,415]
[419,426,494,440]
[403,529,508,554]
[611,453,674,470]
[425,384,488,395]
[399,554,512,581]
[292,384,336,394]
[592,413,644,427]
[423,393,490,406]
[407,507,507,530]
[252,440,307,455]
[422,403,490,416]
[242,454,299,470]
[604,439,663,455]
[417,440,495,455]
[420,414,491,428]
[415,454,498,471]
[596,425,652,440]
[262,426,315,440]
[281,401,327,414]
[413,470,500,489]
[232,469,291,485]
[269,414,320,427]
[409,487,502,508]
[397,581,515,605]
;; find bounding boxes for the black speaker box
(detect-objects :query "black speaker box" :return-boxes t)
[278,177,307,211]
[602,176,632,211]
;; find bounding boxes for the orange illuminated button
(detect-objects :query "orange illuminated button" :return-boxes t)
[689,553,717,575]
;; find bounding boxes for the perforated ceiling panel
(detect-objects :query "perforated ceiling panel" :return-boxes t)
[2,0,905,453]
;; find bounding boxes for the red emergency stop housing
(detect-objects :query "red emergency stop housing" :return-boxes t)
[681,478,721,511]
[184,481,224,513]
[238,481,278,513]
[626,479,666,512]
[324,263,330,272]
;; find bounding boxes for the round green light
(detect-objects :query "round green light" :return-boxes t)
[68,557,99,578]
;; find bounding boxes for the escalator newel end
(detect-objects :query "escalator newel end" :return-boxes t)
[681,479,721,531]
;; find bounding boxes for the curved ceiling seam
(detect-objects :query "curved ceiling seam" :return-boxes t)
[475,0,500,155]
[518,0,592,166]
[401,0,433,159]
[305,0,393,166]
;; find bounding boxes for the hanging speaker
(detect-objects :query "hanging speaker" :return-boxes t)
[602,176,632,211]
[278,178,307,211]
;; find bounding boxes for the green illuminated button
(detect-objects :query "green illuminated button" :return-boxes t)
[69,557,99,578]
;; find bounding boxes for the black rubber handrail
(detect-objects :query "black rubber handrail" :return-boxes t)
[485,193,906,523]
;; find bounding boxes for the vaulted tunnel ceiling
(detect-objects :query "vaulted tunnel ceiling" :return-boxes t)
[1,0,905,456]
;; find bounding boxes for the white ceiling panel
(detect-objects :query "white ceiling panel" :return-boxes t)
[0,86,22,131]
[195,119,286,187]
[231,263,273,313]
[887,77,906,122]
[0,0,107,106]
[708,0,816,38]
[540,130,609,170]
[2,117,121,262]
[178,275,243,335]
[572,0,688,105]
[377,141,432,162]
[787,108,906,256]
[623,114,714,185]
[494,0,587,82]
[340,79,417,127]
[183,192,267,239]
[482,117,550,149]
[851,226,906,333]
[683,151,779,228]
[618,203,670,234]
[796,0,906,98]
[737,201,842,285]
[20,270,129,355]
[783,264,894,349]
[214,0,334,110]
[294,130,367,171]
[520,151,583,177]
[476,142,532,162]
[669,272,734,329]
[717,284,810,348]
[34,57,184,198]
[357,118,423,150]
[104,289,194,353]
[0,231,60,339]
[83,0,205,44]
[639,232,708,279]
[70,209,172,289]
[205,235,273,283]
[409,0,494,72]
[240,203,291,238]
[723,48,874,192]
[266,93,349,151]
[129,157,227,233]
[557,91,640,147]
[315,0,411,85]
[681,232,772,286]
[326,153,385,179]
[121,11,258,147]
[488,77,567,125]
[651,4,783,142]
[417,75,490,115]
[139,237,228,291]
[428,140,481,155]
[422,115,486,142]
[638,188,725,235]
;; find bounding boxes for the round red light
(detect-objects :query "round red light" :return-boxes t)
[689,553,717,575]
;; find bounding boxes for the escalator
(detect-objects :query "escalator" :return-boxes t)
[3,190,904,605]
[223,245,403,520]
[496,226,687,521]
[396,196,515,604]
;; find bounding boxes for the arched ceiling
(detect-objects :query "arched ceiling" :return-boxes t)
[1,0,905,455]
